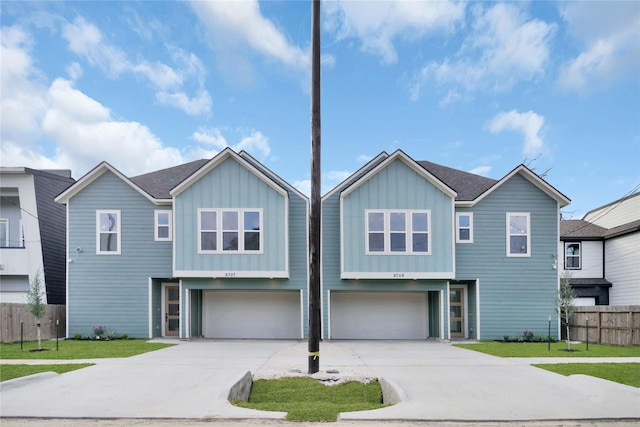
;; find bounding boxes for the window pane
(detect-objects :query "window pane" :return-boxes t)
[566,243,580,256]
[567,257,579,268]
[0,221,7,246]
[223,231,238,250]
[510,216,527,235]
[368,212,384,232]
[451,320,462,333]
[244,211,260,231]
[459,229,470,241]
[245,231,260,251]
[158,226,169,239]
[390,233,406,252]
[451,306,462,317]
[369,233,384,252]
[157,212,169,226]
[413,213,428,232]
[450,290,461,303]
[223,211,238,230]
[510,236,527,254]
[390,212,405,231]
[458,215,470,228]
[201,211,216,230]
[100,213,118,232]
[100,234,118,252]
[201,232,216,250]
[412,233,428,252]
[168,303,180,316]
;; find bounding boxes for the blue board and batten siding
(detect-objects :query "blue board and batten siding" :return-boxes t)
[341,159,455,276]
[456,173,560,339]
[173,157,288,276]
[66,171,172,338]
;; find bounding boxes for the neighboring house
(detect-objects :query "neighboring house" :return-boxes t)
[55,148,309,339]
[322,150,570,340]
[560,193,640,306]
[0,167,75,304]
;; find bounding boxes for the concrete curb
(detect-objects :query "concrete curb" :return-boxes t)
[379,377,408,405]
[0,372,59,392]
[227,371,253,402]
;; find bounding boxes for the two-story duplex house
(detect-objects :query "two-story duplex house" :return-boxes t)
[322,150,570,340]
[55,148,309,339]
[560,192,640,306]
[0,167,75,304]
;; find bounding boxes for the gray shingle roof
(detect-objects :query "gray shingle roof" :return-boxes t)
[130,159,209,199]
[417,160,497,201]
[560,219,608,239]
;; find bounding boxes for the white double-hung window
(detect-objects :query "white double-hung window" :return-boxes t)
[456,212,473,243]
[366,209,430,254]
[198,208,262,253]
[96,210,121,254]
[154,211,172,241]
[506,212,530,257]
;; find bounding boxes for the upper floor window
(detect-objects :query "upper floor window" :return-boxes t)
[0,218,8,247]
[565,242,581,270]
[456,212,473,243]
[96,210,121,254]
[506,212,530,257]
[366,210,430,255]
[198,208,262,253]
[155,211,172,241]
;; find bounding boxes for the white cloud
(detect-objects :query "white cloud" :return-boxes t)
[325,0,465,64]
[356,154,373,164]
[189,0,308,84]
[190,128,271,161]
[326,170,351,182]
[486,110,545,157]
[61,16,211,116]
[557,2,640,93]
[468,165,492,176]
[410,3,554,101]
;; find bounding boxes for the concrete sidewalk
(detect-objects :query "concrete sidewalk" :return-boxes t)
[1,339,639,422]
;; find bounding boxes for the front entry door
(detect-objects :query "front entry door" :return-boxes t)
[450,287,465,338]
[164,285,180,336]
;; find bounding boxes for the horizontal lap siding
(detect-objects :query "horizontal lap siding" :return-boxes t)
[456,174,560,339]
[67,172,172,338]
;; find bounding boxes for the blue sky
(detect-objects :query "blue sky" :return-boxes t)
[1,1,638,218]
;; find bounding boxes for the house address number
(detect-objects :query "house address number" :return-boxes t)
[393,273,405,278]
[225,272,236,277]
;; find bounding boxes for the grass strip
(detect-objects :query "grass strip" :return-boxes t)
[0,340,174,360]
[454,341,640,357]
[1,363,94,382]
[533,363,640,388]
[232,377,386,422]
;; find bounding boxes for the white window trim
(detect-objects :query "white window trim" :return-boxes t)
[506,212,530,257]
[96,210,121,255]
[365,209,431,255]
[154,210,172,242]
[456,212,473,243]
[197,208,263,254]
[564,242,581,270]
[0,218,8,247]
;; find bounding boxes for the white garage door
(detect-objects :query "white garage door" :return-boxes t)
[203,290,301,339]
[330,291,428,339]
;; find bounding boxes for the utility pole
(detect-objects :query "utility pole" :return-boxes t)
[308,0,321,374]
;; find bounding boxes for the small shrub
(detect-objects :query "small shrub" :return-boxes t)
[92,325,107,340]
[106,330,118,340]
[503,335,509,341]
[523,330,535,341]
[73,333,82,340]
[120,333,129,340]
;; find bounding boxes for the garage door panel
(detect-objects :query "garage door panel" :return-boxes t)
[204,291,300,339]
[331,292,427,339]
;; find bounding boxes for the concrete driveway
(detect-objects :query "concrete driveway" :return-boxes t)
[1,339,639,422]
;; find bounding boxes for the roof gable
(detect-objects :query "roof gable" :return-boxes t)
[55,162,157,205]
[130,159,208,200]
[170,148,288,199]
[340,150,457,200]
[417,160,496,201]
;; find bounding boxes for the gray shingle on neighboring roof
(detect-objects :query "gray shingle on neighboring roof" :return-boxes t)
[130,159,209,199]
[417,160,497,201]
[560,219,608,239]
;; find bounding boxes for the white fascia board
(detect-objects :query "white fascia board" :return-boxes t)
[341,271,455,280]
[170,147,288,199]
[174,270,289,279]
[322,152,389,201]
[239,150,308,202]
[466,165,571,208]
[54,162,159,205]
[340,150,457,201]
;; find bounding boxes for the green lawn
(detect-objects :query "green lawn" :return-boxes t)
[453,341,640,357]
[0,339,175,360]
[534,363,640,388]
[232,377,386,422]
[1,364,94,382]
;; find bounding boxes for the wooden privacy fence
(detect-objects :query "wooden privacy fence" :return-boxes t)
[0,303,66,343]
[569,305,640,346]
